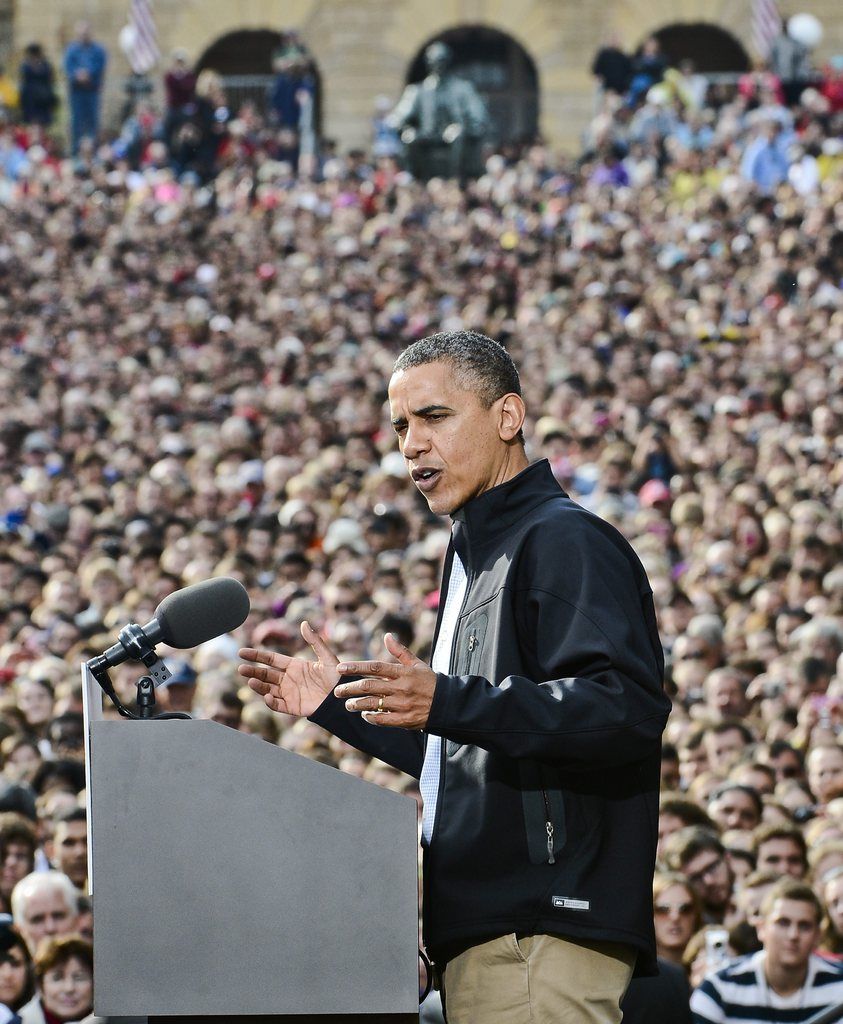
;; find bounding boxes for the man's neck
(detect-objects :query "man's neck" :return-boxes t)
[764,955,809,998]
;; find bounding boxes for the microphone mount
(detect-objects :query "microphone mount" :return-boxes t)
[87,645,191,722]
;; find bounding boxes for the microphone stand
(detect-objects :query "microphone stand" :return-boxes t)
[86,624,191,721]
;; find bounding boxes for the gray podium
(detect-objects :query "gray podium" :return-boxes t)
[86,680,419,1023]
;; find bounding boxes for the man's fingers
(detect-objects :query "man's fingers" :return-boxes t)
[301,620,339,665]
[345,693,402,713]
[239,647,290,670]
[334,676,400,701]
[265,694,291,715]
[237,662,282,685]
[383,632,423,667]
[361,710,408,728]
[335,660,401,680]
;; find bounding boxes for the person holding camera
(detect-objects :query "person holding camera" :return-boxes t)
[691,878,843,1023]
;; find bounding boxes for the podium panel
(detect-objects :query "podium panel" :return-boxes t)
[90,719,419,1018]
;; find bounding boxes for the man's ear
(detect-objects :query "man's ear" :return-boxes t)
[498,393,526,442]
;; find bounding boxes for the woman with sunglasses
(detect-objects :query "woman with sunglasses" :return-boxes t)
[620,873,698,1023]
[653,871,702,964]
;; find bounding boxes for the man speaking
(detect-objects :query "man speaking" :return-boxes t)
[240,331,670,1023]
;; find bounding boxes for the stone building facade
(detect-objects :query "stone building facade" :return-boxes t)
[8,0,843,152]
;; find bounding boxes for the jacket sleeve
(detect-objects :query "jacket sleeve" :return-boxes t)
[309,689,425,779]
[426,519,670,767]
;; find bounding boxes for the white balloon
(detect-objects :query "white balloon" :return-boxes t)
[118,24,137,55]
[788,13,823,49]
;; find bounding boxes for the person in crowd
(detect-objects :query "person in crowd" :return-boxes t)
[62,21,107,156]
[17,44,56,127]
[163,48,196,113]
[769,22,812,106]
[690,879,843,1022]
[0,817,37,916]
[664,829,734,925]
[43,811,86,894]
[707,783,763,834]
[753,824,808,880]
[241,330,670,1023]
[591,35,633,98]
[20,936,92,1024]
[652,871,702,964]
[10,874,79,957]
[627,36,667,104]
[817,866,843,960]
[0,920,34,1019]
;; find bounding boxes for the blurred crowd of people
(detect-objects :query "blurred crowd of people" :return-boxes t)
[0,18,840,1023]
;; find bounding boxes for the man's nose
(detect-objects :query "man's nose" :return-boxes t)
[402,424,428,457]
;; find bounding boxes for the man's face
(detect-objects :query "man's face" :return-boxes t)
[738,882,776,928]
[388,361,521,517]
[705,676,748,719]
[757,897,819,974]
[708,789,760,832]
[19,889,76,952]
[679,745,708,788]
[757,838,806,879]
[808,747,843,804]
[660,756,680,792]
[682,848,733,913]
[53,821,88,888]
[0,842,33,898]
[704,727,747,771]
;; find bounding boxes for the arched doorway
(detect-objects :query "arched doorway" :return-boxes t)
[406,25,539,146]
[196,29,321,129]
[650,23,750,73]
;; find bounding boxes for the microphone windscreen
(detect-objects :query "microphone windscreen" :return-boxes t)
[154,577,251,649]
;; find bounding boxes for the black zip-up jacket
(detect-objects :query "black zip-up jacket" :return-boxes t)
[312,459,670,975]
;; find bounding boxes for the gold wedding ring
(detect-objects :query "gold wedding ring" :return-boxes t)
[377,695,385,713]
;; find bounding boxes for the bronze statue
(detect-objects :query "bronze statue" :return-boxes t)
[388,41,489,181]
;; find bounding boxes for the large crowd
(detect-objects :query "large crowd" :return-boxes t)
[0,20,840,1023]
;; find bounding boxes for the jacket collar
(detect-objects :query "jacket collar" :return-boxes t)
[451,459,565,562]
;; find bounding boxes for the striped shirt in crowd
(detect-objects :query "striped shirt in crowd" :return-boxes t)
[690,950,843,1023]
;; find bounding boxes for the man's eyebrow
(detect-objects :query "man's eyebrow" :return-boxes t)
[391,404,454,425]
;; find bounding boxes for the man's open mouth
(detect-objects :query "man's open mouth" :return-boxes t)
[411,468,442,491]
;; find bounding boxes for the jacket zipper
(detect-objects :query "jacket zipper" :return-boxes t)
[541,788,556,865]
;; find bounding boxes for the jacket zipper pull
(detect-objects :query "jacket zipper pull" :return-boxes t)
[467,634,477,652]
[546,821,555,865]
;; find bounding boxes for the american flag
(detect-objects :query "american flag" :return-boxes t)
[751,0,782,61]
[125,0,159,74]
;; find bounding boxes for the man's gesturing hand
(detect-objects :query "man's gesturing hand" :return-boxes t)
[335,633,436,730]
[238,621,340,719]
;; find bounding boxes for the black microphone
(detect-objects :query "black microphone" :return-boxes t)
[86,577,250,675]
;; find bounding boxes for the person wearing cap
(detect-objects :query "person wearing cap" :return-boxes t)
[241,330,669,1023]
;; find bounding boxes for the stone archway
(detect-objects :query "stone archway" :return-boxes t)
[649,22,750,72]
[197,29,283,76]
[196,29,321,129]
[406,25,539,146]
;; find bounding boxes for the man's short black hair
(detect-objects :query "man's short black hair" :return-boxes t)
[393,330,521,409]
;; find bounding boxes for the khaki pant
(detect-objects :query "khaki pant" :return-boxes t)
[442,932,635,1024]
